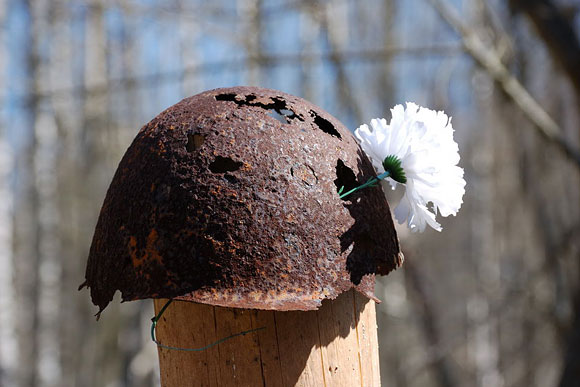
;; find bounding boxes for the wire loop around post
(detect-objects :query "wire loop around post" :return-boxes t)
[151,299,266,352]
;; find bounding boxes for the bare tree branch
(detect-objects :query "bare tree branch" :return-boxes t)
[426,0,580,168]
[509,0,580,98]
[0,44,462,107]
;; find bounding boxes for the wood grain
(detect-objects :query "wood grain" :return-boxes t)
[354,292,381,387]
[154,289,381,386]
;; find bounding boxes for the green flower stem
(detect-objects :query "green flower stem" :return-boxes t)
[339,171,390,199]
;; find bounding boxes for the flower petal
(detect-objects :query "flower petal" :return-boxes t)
[354,103,465,232]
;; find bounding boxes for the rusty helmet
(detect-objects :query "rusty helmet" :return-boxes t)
[80,86,402,316]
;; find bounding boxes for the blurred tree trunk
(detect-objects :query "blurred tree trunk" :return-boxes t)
[560,297,580,387]
[82,2,126,386]
[508,1,580,385]
[242,0,263,86]
[379,0,396,111]
[178,0,202,97]
[11,0,41,385]
[319,3,363,124]
[299,5,318,103]
[34,2,63,386]
[405,258,459,387]
[57,4,92,386]
[0,1,16,385]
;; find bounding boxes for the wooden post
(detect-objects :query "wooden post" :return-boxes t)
[154,289,381,386]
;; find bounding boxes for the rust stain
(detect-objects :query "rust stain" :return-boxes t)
[145,229,163,265]
[128,236,141,268]
[128,229,163,269]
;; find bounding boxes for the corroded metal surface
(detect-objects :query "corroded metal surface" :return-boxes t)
[80,86,403,315]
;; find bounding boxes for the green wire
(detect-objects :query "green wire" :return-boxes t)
[151,299,265,352]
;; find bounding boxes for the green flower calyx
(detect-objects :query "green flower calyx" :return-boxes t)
[382,155,406,184]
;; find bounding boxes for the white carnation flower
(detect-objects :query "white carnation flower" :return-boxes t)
[354,103,466,232]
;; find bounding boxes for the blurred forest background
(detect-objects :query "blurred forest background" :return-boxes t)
[1,0,580,386]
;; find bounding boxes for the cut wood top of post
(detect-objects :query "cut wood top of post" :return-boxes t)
[80,86,403,318]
